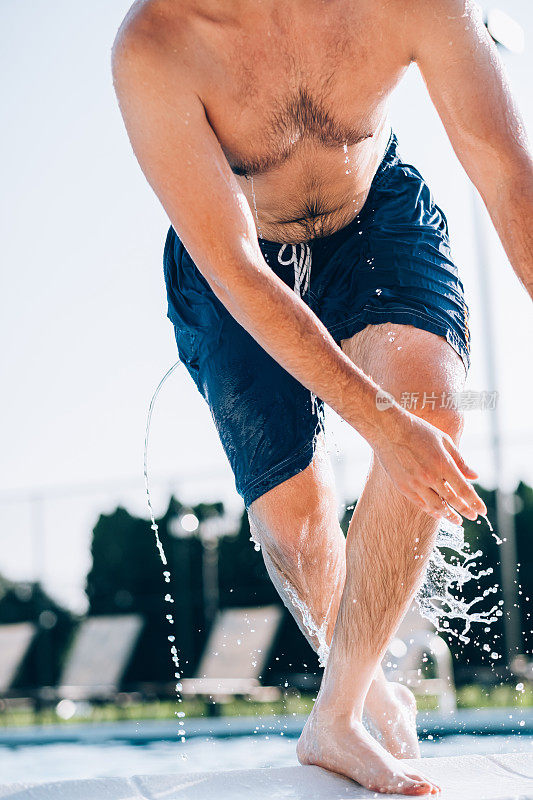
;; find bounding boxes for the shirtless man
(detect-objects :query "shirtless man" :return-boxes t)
[113,0,533,794]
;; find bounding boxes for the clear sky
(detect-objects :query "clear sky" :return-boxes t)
[1,0,532,612]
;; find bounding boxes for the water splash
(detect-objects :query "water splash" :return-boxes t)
[283,580,333,668]
[143,360,188,746]
[250,529,262,552]
[415,517,500,644]
[480,513,503,545]
[276,512,500,673]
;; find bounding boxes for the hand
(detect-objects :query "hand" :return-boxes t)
[372,407,487,525]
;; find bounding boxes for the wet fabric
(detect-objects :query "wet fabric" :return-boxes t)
[163,132,470,507]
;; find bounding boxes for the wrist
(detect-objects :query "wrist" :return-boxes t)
[328,355,407,447]
[348,382,405,448]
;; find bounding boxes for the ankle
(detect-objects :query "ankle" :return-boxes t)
[312,692,364,724]
[365,679,417,715]
[316,655,375,719]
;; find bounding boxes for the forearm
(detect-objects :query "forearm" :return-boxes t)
[206,253,396,443]
[479,160,533,299]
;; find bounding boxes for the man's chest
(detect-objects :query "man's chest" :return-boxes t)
[192,9,406,174]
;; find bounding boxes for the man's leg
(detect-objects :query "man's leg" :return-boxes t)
[248,434,345,659]
[295,323,465,793]
[248,436,418,759]
[251,323,465,793]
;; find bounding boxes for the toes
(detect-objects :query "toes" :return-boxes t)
[399,777,437,796]
[405,773,441,794]
[408,785,433,797]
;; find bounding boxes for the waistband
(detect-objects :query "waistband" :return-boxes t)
[257,128,399,254]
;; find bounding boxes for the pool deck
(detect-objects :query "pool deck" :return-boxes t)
[0,754,532,799]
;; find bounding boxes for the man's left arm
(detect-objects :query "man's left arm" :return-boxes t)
[413,0,533,299]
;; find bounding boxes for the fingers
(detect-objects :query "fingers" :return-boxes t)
[443,436,478,480]
[378,419,487,523]
[403,480,472,526]
[440,445,486,518]
[432,478,474,522]
[403,484,461,524]
[417,487,462,525]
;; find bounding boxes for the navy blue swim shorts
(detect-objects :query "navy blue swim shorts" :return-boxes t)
[163,132,470,508]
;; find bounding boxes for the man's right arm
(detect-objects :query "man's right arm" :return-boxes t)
[111,13,484,522]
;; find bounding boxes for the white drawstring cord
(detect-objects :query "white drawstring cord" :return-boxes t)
[277,243,312,297]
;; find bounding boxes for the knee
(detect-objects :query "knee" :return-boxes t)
[249,489,330,569]
[359,326,467,444]
[248,444,339,566]
[385,377,465,444]
[417,403,464,444]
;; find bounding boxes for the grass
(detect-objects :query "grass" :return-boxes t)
[0,684,531,729]
[457,682,533,709]
[0,693,314,729]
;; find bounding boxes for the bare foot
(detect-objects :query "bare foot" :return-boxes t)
[364,680,420,759]
[297,705,440,796]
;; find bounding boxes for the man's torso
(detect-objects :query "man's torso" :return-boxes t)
[133,0,415,242]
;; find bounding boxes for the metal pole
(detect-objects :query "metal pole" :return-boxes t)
[30,494,46,585]
[470,188,522,661]
[174,537,194,664]
[201,530,220,628]
[30,494,53,695]
[168,516,195,667]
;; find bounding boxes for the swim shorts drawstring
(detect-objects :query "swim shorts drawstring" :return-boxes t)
[277,243,312,298]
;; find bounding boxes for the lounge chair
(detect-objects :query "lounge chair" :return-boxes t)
[384,602,457,713]
[0,622,37,698]
[180,605,283,705]
[55,614,144,702]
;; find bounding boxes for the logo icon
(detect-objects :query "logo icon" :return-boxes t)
[376,389,394,411]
